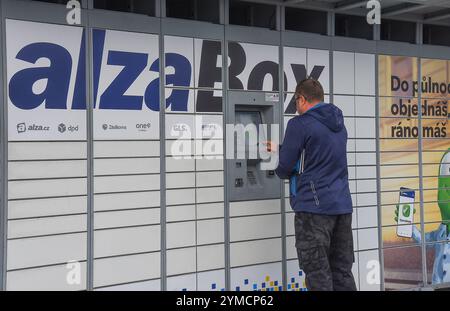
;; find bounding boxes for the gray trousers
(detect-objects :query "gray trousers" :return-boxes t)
[295,211,357,291]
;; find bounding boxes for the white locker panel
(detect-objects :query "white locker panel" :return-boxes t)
[284,183,290,198]
[197,202,224,219]
[286,235,297,260]
[349,180,357,193]
[166,221,196,248]
[8,178,87,200]
[94,158,160,175]
[197,219,224,245]
[94,209,160,229]
[196,186,224,203]
[7,233,87,270]
[8,196,87,219]
[166,140,195,157]
[355,118,376,138]
[358,228,379,250]
[8,160,87,180]
[356,139,376,152]
[356,166,377,179]
[355,96,376,117]
[357,192,378,206]
[95,279,160,291]
[166,247,197,276]
[357,179,377,193]
[196,171,224,187]
[94,226,160,258]
[166,188,196,205]
[195,114,224,140]
[93,252,160,288]
[357,206,379,228]
[353,251,360,290]
[94,191,160,211]
[197,245,225,271]
[344,117,355,138]
[197,269,225,291]
[285,213,295,236]
[94,175,160,193]
[165,88,195,114]
[166,273,196,291]
[165,114,195,140]
[358,250,381,291]
[347,139,356,152]
[8,142,86,160]
[164,36,194,87]
[230,214,281,242]
[166,172,196,189]
[352,211,358,229]
[355,53,375,96]
[230,238,282,267]
[356,152,377,166]
[230,199,280,217]
[7,262,87,291]
[166,204,196,222]
[8,215,86,239]
[195,140,224,157]
[333,51,355,94]
[333,95,355,117]
[353,229,359,251]
[348,166,356,180]
[347,152,356,166]
[308,49,330,94]
[196,158,223,171]
[284,46,307,93]
[351,194,357,207]
[230,262,283,291]
[166,157,195,172]
[94,141,160,158]
[286,259,306,291]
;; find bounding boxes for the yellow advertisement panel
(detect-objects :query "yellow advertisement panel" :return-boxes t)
[379,55,450,289]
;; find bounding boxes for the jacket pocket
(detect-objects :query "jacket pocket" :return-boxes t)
[297,246,326,273]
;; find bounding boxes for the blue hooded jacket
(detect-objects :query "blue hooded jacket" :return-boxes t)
[275,103,353,215]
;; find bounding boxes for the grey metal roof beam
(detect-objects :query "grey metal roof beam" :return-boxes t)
[283,0,307,5]
[424,8,450,22]
[334,0,368,11]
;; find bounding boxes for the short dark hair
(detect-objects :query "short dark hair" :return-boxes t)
[295,78,324,103]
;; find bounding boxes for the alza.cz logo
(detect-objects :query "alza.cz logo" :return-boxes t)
[17,122,50,133]
[8,28,325,114]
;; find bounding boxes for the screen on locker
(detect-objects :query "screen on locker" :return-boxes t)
[235,111,264,156]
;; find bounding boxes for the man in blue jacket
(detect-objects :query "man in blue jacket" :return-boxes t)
[268,78,356,291]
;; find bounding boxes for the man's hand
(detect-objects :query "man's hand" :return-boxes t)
[394,204,416,222]
[263,141,278,153]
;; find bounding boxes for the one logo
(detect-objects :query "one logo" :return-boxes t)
[136,123,151,132]
[58,123,67,133]
[17,122,26,133]
[102,124,108,130]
